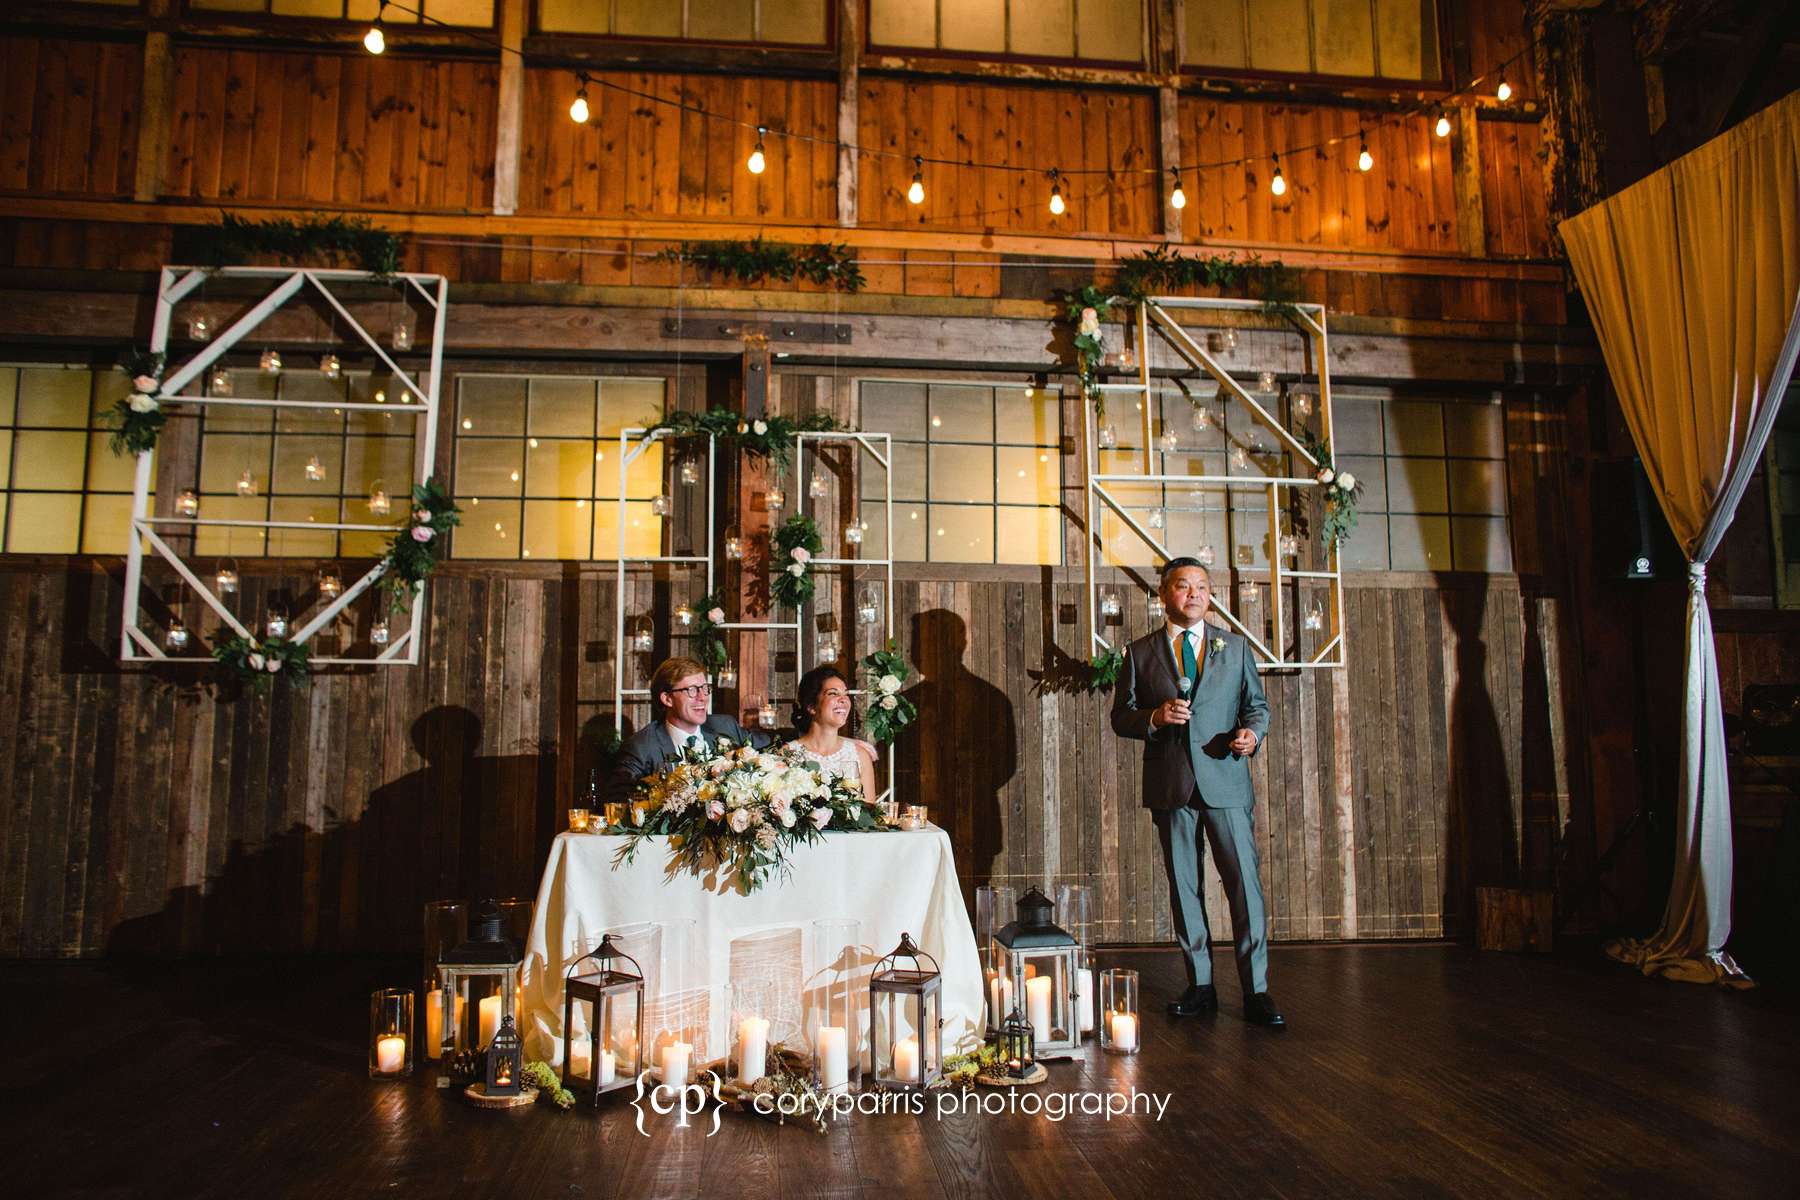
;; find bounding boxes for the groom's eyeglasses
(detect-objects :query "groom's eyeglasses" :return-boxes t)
[668,684,713,698]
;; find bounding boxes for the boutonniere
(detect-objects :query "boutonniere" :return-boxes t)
[1208,637,1226,659]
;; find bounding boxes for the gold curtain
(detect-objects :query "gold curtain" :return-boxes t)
[1559,91,1800,986]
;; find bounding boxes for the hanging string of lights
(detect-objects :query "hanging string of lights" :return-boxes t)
[364,1,1542,210]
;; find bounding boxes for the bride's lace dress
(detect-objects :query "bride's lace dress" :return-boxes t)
[795,738,862,781]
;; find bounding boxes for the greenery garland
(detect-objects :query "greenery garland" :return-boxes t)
[859,641,917,744]
[1111,245,1301,308]
[655,238,864,293]
[378,478,461,612]
[213,632,311,693]
[1084,647,1125,692]
[692,591,728,673]
[1299,430,1363,546]
[108,350,170,456]
[649,406,843,472]
[770,515,823,609]
[192,213,404,278]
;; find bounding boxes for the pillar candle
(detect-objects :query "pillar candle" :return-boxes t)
[599,1049,616,1085]
[1110,1011,1139,1052]
[375,1035,406,1074]
[1075,969,1095,1035]
[478,995,501,1048]
[987,972,1013,1026]
[816,1026,849,1091]
[1026,976,1053,1043]
[738,1017,770,1086]
[893,1036,920,1083]
[1023,962,1038,981]
[425,988,444,1059]
[662,1041,691,1090]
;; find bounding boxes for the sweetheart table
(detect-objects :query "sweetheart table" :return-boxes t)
[520,825,985,1068]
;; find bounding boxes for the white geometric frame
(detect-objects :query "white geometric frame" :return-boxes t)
[1083,295,1345,671]
[120,265,448,666]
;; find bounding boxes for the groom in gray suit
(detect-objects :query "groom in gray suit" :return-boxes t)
[602,655,774,806]
[1111,558,1285,1028]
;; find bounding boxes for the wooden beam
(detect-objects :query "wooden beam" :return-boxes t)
[133,0,174,203]
[1157,84,1182,242]
[1451,106,1488,258]
[492,0,526,217]
[836,0,859,228]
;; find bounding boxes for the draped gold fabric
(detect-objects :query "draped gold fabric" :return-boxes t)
[1560,90,1800,986]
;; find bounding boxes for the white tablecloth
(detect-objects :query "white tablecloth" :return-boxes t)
[521,826,985,1066]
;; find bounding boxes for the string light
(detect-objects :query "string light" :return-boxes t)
[1357,134,1373,173]
[1270,155,1286,197]
[1168,167,1186,210]
[1048,169,1065,216]
[1434,109,1452,138]
[1496,72,1512,103]
[569,80,590,125]
[363,0,386,55]
[747,126,766,175]
[907,155,925,204]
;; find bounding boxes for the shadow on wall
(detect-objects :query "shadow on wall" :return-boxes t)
[108,705,555,958]
[895,608,1016,902]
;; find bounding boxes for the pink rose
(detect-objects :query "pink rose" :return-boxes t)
[413,509,430,523]
[706,799,725,821]
[729,809,751,833]
[411,525,434,542]
[266,657,282,673]
[132,374,158,393]
[809,807,831,831]
[708,607,725,624]
[790,546,811,564]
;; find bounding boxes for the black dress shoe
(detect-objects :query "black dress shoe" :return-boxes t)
[1244,992,1286,1028]
[1166,984,1218,1016]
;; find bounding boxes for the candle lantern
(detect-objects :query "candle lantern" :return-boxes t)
[997,1007,1035,1079]
[484,1013,523,1096]
[369,987,414,1079]
[562,934,645,1104]
[723,528,744,559]
[678,457,701,486]
[176,488,199,517]
[436,900,525,1059]
[992,886,1080,1053]
[1099,968,1139,1055]
[216,561,239,595]
[869,932,942,1092]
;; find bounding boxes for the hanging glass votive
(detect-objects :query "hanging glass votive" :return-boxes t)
[209,365,232,395]
[630,618,653,652]
[319,571,343,600]
[305,456,326,483]
[844,522,865,546]
[678,457,701,486]
[266,610,288,638]
[1230,444,1249,470]
[188,314,211,342]
[757,702,777,730]
[857,587,880,627]
[1158,427,1179,453]
[674,604,695,628]
[319,353,342,380]
[1147,507,1166,530]
[649,494,670,517]
[1222,328,1238,350]
[216,561,239,595]
[165,618,190,652]
[176,488,199,517]
[817,638,838,664]
[1279,533,1299,560]
[717,664,737,689]
[372,618,392,646]
[260,348,282,374]
[237,469,258,497]
[392,320,413,352]
[368,482,391,517]
[1197,543,1216,567]
[809,472,828,499]
[1097,424,1117,449]
[724,528,744,559]
[1292,390,1312,416]
[1304,601,1325,632]
[1257,370,1277,393]
[766,485,786,510]
[1147,594,1165,623]
[1099,589,1122,618]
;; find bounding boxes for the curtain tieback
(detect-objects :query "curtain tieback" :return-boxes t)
[1687,560,1707,594]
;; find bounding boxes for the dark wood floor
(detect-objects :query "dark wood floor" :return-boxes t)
[4,943,1795,1199]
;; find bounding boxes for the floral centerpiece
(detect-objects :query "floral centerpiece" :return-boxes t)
[613,738,888,893]
[213,632,311,692]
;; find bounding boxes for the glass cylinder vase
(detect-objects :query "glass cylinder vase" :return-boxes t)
[1053,882,1097,1038]
[975,884,1017,1033]
[369,988,414,1078]
[1099,968,1139,1055]
[809,918,862,1095]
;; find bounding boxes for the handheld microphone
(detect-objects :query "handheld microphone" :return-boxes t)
[1177,675,1192,699]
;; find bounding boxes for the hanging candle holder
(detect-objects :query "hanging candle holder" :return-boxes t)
[367,481,391,517]
[1230,444,1249,470]
[649,494,670,517]
[266,609,289,639]
[188,314,212,342]
[1197,543,1216,567]
[630,617,654,653]
[808,472,828,499]
[1279,533,1300,560]
[1147,593,1165,623]
[260,348,282,374]
[857,586,880,627]
[723,528,744,559]
[1190,403,1213,432]
[766,483,786,511]
[165,617,190,652]
[237,469,258,497]
[1158,426,1180,453]
[176,488,199,517]
[1304,600,1325,632]
[209,365,232,396]
[1292,390,1312,417]
[216,560,240,595]
[816,637,839,664]
[1099,589,1122,618]
[1097,424,1117,449]
[371,618,392,646]
[678,457,701,487]
[844,521,865,546]
[318,571,343,600]
[1147,507,1166,530]
[305,456,327,483]
[674,603,695,628]
[1257,370,1277,393]
[717,664,738,690]
[391,319,413,352]
[319,353,342,380]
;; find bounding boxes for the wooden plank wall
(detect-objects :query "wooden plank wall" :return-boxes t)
[0,36,142,198]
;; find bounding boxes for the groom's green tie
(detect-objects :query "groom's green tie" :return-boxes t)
[1179,629,1198,689]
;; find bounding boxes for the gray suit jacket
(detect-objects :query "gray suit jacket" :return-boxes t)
[1110,624,1270,812]
[602,715,773,806]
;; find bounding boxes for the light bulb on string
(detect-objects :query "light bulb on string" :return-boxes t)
[1270,155,1286,197]
[907,155,925,205]
[1434,109,1452,138]
[1496,73,1512,103]
[363,1,386,54]
[747,126,766,175]
[569,81,590,125]
[1168,167,1186,210]
[1048,169,1065,216]
[1357,134,1373,173]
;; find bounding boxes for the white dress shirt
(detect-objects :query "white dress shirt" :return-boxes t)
[1151,620,1207,731]
[665,721,704,752]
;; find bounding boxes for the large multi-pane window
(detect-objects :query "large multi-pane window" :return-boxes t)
[1183,0,1442,82]
[187,0,494,25]
[451,373,666,560]
[538,0,827,44]
[869,0,1144,64]
[193,368,414,559]
[0,364,149,555]
[857,379,1063,565]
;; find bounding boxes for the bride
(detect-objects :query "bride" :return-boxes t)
[789,664,879,803]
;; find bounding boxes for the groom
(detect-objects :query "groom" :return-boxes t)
[602,656,774,805]
[1111,558,1284,1028]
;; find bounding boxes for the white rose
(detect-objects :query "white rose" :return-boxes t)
[752,419,768,435]
[881,695,897,710]
[247,652,265,670]
[779,807,798,828]
[266,657,282,673]
[706,799,725,821]
[132,374,158,392]
[127,392,159,413]
[787,563,805,577]
[878,673,900,695]
[708,607,725,624]
[810,807,832,831]
[1078,307,1099,335]
[1315,467,1335,485]
[847,802,861,819]
[1337,471,1356,491]
[729,808,752,833]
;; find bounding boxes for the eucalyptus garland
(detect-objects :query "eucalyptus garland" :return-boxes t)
[649,407,843,472]
[108,349,170,456]
[1084,648,1125,692]
[1112,246,1300,308]
[770,515,823,609]
[859,641,917,745]
[192,213,404,278]
[692,591,728,672]
[1300,430,1362,546]
[379,477,461,612]
[656,238,864,292]
[213,632,311,693]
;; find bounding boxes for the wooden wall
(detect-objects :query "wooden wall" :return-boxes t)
[0,36,142,198]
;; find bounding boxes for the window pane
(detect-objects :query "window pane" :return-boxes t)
[427,0,493,24]
[687,0,754,41]
[1337,454,1386,510]
[1452,516,1513,572]
[1333,396,1384,454]
[338,500,391,558]
[8,492,79,551]
[593,500,663,559]
[1389,513,1450,571]
[0,430,10,485]
[458,439,524,496]
[92,369,131,421]
[928,385,994,442]
[615,0,679,37]
[524,499,593,559]
[81,494,135,554]
[1080,0,1143,61]
[268,497,338,556]
[1099,508,1158,567]
[276,372,348,430]
[995,386,1059,446]
[997,506,1062,564]
[1314,0,1375,76]
[194,495,268,556]
[202,435,272,493]
[1185,0,1246,66]
[1247,0,1311,72]
[1385,399,1445,455]
[1165,507,1228,558]
[85,432,141,493]
[871,0,938,46]
[927,504,994,562]
[1376,0,1434,79]
[1445,401,1504,458]
[1449,459,1508,515]
[459,376,526,437]
[273,435,344,494]
[763,0,826,43]
[457,500,523,559]
[1011,0,1075,57]
[997,446,1058,506]
[889,442,927,501]
[1339,514,1388,570]
[929,444,995,503]
[530,378,598,437]
[1387,457,1447,513]
[527,438,597,498]
[892,503,928,561]
[599,379,665,435]
[0,367,14,423]
[862,381,927,440]
[344,435,415,493]
[13,430,86,489]
[619,441,665,498]
[17,368,91,428]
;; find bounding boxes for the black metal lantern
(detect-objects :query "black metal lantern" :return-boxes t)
[998,1006,1035,1078]
[436,900,526,1061]
[993,886,1081,1054]
[485,1013,523,1096]
[561,933,647,1104]
[869,932,942,1092]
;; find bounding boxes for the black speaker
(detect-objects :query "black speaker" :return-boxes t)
[1590,456,1684,581]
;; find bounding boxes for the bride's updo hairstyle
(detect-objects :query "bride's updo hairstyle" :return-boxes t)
[792,665,853,735]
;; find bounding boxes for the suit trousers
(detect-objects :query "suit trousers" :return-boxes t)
[1153,800,1270,994]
